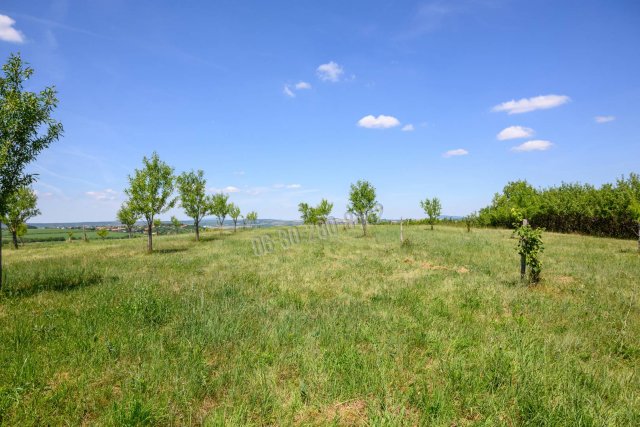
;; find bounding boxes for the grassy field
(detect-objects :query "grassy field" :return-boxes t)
[0,225,638,425]
[1,228,131,244]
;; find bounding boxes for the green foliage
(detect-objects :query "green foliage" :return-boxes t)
[1,186,40,249]
[96,229,109,240]
[170,216,181,231]
[176,170,212,240]
[420,197,442,230]
[512,209,545,283]
[298,198,333,225]
[66,230,74,241]
[245,211,258,226]
[124,152,176,251]
[347,180,378,235]
[117,202,139,238]
[210,193,230,229]
[228,203,241,231]
[0,53,63,218]
[479,174,640,239]
[464,211,478,232]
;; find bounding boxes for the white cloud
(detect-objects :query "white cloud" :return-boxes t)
[443,148,469,158]
[283,84,295,98]
[286,184,301,189]
[295,81,311,90]
[316,61,344,82]
[209,186,240,194]
[594,115,615,123]
[497,126,535,140]
[0,15,25,43]
[401,124,415,132]
[86,189,118,201]
[511,140,553,152]
[357,114,401,129]
[492,94,570,114]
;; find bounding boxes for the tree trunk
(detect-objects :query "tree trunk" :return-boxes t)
[233,221,237,232]
[11,230,18,249]
[0,224,3,292]
[147,222,153,252]
[430,223,434,230]
[195,220,200,241]
[361,215,367,236]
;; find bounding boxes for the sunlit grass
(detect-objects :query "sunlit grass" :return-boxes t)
[1,225,639,425]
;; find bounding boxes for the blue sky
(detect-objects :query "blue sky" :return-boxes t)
[1,0,639,222]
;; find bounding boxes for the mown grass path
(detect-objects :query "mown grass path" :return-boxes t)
[1,225,638,425]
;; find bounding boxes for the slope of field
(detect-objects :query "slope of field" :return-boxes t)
[1,225,638,425]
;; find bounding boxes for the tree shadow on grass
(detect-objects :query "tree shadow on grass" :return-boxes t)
[1,269,105,299]
[152,247,189,254]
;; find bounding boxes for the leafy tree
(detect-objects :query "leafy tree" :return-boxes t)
[512,209,544,283]
[170,216,182,233]
[228,203,241,232]
[117,202,139,238]
[420,197,442,230]
[298,199,333,225]
[66,230,74,242]
[464,211,478,232]
[630,198,640,253]
[347,180,378,236]
[176,170,212,241]
[96,229,109,240]
[0,53,62,289]
[153,218,162,235]
[16,222,27,244]
[210,193,230,231]
[246,211,258,227]
[124,152,176,252]
[1,187,39,249]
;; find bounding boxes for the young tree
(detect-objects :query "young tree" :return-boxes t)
[464,211,478,232]
[96,229,109,240]
[176,170,212,241]
[420,197,442,230]
[228,203,241,232]
[631,199,640,253]
[1,187,40,249]
[0,53,63,289]
[298,199,333,225]
[124,152,176,252]
[153,218,162,236]
[117,202,139,238]
[170,216,181,234]
[246,211,258,227]
[347,180,378,236]
[210,193,230,231]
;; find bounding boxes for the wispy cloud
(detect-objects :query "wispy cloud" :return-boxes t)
[401,124,415,132]
[493,95,570,114]
[283,84,295,98]
[208,186,240,194]
[357,114,401,129]
[594,115,615,123]
[443,148,469,158]
[497,126,535,140]
[317,61,344,82]
[511,140,553,152]
[0,15,25,43]
[295,81,312,90]
[86,189,118,201]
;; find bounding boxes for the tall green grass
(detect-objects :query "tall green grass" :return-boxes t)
[0,225,638,425]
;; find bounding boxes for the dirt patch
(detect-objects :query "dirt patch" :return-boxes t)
[46,371,71,392]
[296,399,368,426]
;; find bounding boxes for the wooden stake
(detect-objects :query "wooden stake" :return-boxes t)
[520,219,528,280]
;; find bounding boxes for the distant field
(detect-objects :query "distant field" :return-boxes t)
[1,226,197,244]
[0,225,638,425]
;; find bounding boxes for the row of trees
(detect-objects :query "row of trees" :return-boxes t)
[118,153,257,252]
[478,175,640,240]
